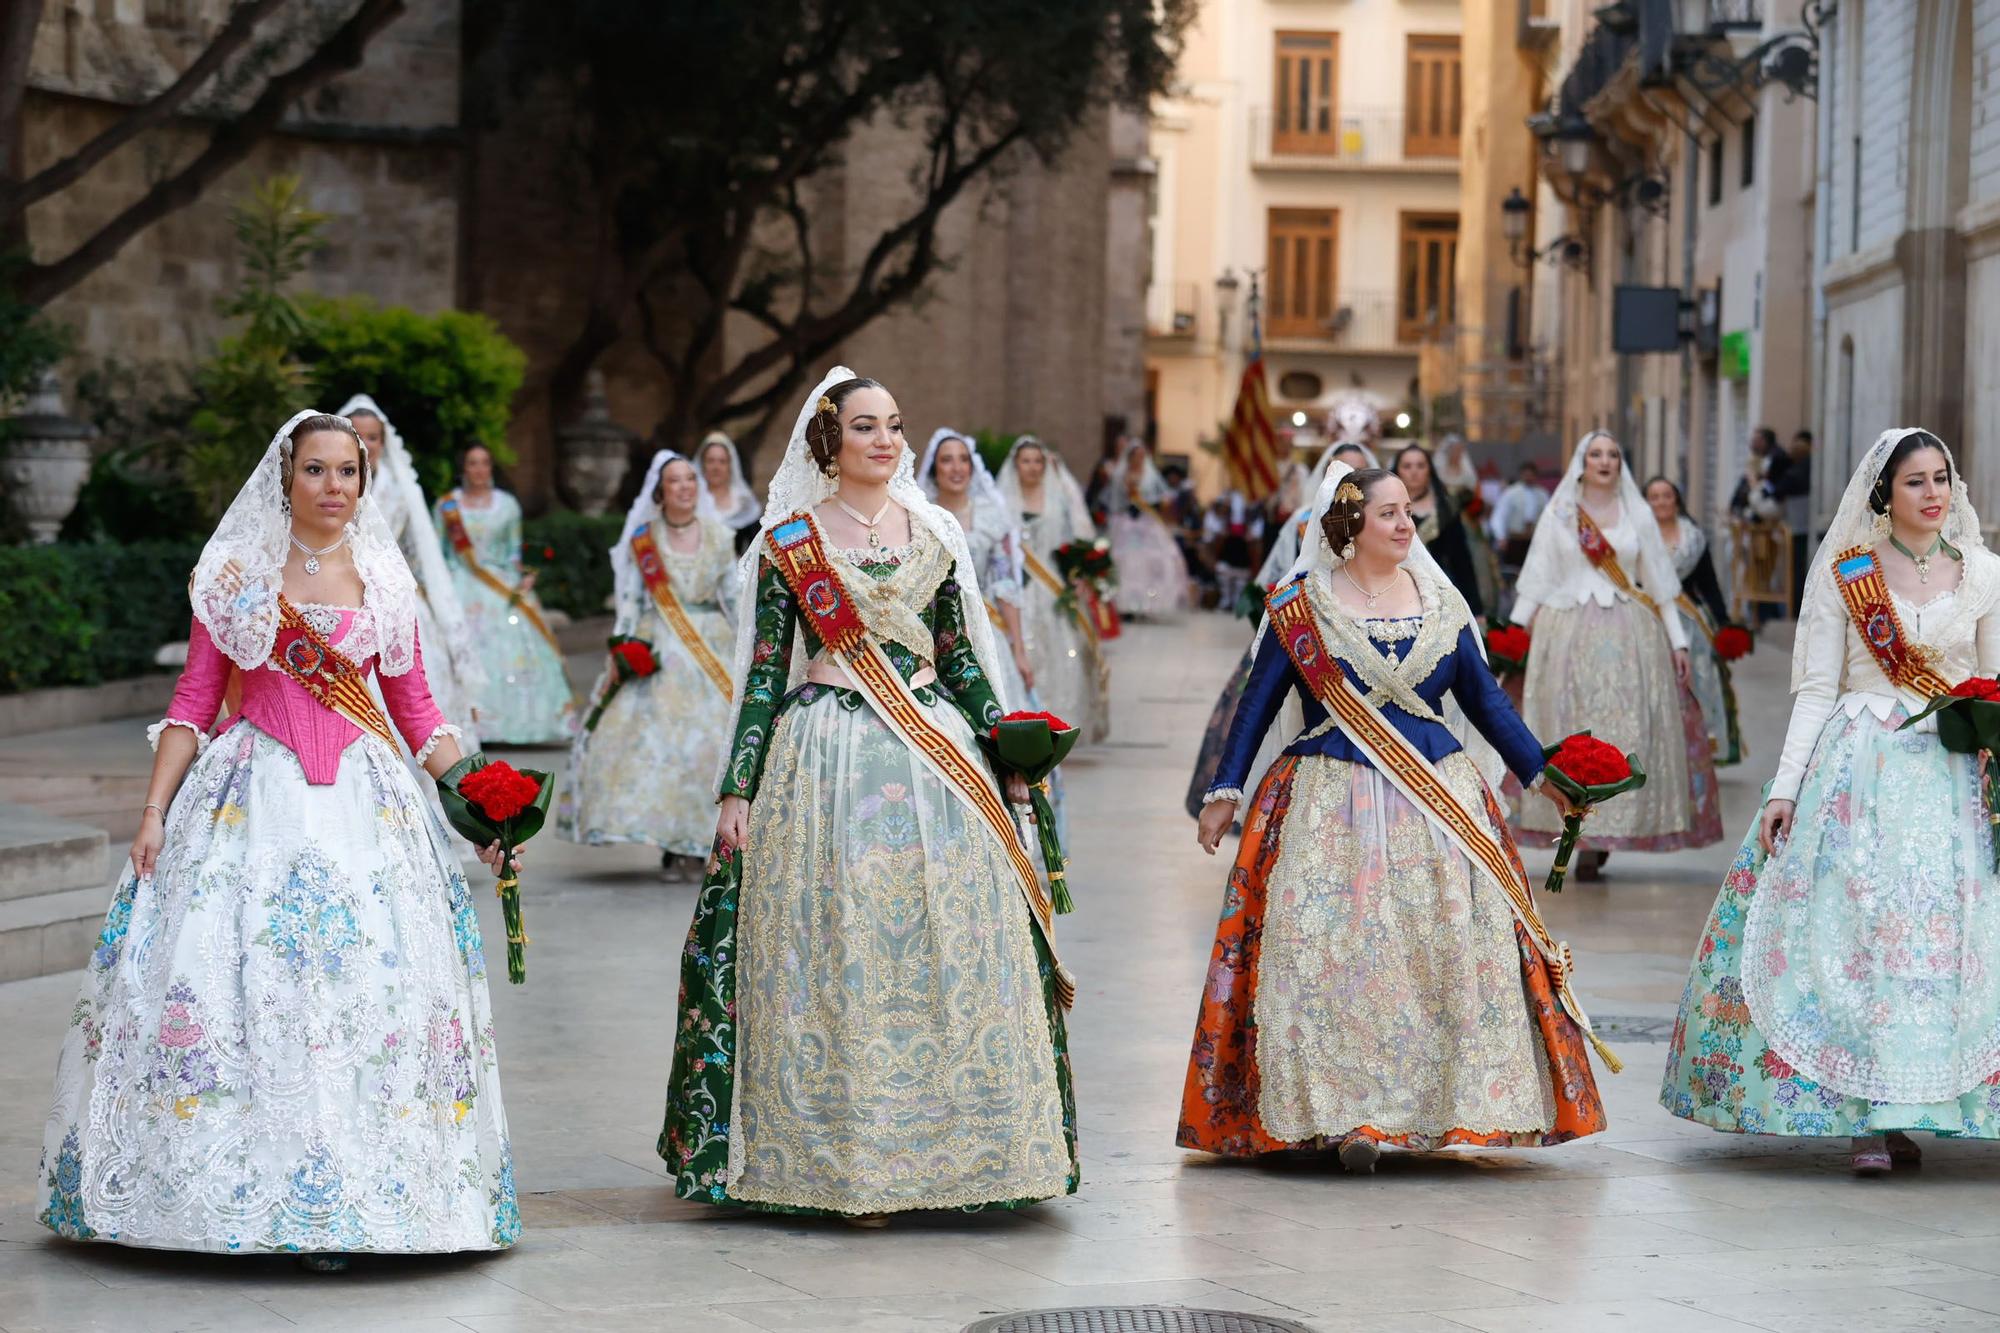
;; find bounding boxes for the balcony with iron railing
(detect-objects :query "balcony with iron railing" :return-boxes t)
[1249,106,1461,174]
[1263,290,1439,355]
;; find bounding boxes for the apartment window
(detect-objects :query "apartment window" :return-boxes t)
[1404,35,1463,158]
[1397,212,1458,343]
[1267,208,1339,338]
[1740,114,1757,188]
[1273,31,1340,155]
[1708,136,1724,206]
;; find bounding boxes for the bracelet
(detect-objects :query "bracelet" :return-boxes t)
[143,802,167,819]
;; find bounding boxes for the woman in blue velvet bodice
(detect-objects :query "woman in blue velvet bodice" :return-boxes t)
[1178,466,1605,1171]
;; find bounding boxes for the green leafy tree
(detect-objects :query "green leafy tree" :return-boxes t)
[183,177,325,519]
[301,298,528,495]
[473,0,1189,464]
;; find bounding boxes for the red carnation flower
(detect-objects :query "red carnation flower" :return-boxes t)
[543,545,555,560]
[1949,676,2000,701]
[1486,625,1531,659]
[457,761,544,823]
[612,639,658,677]
[1713,626,1753,661]
[1548,733,1632,789]
[991,709,1073,739]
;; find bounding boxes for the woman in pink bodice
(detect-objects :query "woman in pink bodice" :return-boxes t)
[36,411,523,1268]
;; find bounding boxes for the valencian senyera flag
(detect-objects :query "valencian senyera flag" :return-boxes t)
[1222,289,1282,500]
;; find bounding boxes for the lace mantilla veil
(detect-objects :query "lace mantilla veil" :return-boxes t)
[611,448,723,605]
[189,409,420,675]
[336,393,477,684]
[712,368,1013,792]
[1513,428,1680,618]
[1793,427,1988,691]
[697,430,763,529]
[996,435,1094,541]
[918,427,1028,596]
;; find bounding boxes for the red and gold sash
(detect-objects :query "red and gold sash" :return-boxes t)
[1264,578,1621,1072]
[1576,508,1659,616]
[270,596,398,750]
[765,513,1075,1008]
[439,493,563,653]
[630,524,733,701]
[1830,546,1954,698]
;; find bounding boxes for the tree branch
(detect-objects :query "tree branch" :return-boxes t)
[19,0,292,209]
[16,0,408,306]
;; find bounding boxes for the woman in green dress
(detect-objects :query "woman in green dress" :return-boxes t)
[658,368,1077,1224]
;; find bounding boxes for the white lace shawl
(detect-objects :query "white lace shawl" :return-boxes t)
[996,435,1095,553]
[189,409,421,674]
[711,368,1012,792]
[612,449,723,612]
[918,428,1028,606]
[697,431,764,530]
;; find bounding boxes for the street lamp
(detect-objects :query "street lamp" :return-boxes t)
[1501,185,1590,271]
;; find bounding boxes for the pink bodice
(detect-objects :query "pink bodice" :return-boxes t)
[161,609,451,785]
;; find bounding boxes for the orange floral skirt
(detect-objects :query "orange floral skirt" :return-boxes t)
[1176,755,1607,1156]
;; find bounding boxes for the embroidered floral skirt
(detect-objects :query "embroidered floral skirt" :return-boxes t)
[558,603,734,856]
[1177,754,1605,1156]
[1019,577,1108,744]
[1661,707,2000,1136]
[451,568,576,745]
[1514,599,1722,851]
[659,685,1078,1215]
[1108,510,1190,617]
[37,723,518,1253]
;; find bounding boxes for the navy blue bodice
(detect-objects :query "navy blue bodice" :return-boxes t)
[1206,615,1545,797]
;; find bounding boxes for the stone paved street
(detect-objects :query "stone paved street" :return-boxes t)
[4,612,2000,1332]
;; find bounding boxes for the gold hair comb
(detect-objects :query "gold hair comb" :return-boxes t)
[817,395,835,415]
[1334,481,1363,504]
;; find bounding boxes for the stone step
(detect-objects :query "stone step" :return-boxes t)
[0,804,109,903]
[0,885,109,983]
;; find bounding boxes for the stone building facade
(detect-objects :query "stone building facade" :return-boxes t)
[25,2,1150,507]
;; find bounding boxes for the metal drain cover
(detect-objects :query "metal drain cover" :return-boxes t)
[964,1309,1315,1333]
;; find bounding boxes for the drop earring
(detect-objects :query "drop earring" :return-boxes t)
[1870,509,1892,542]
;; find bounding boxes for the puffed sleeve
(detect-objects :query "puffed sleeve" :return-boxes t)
[151,616,233,752]
[376,634,459,763]
[1445,625,1544,786]
[718,559,796,802]
[1509,513,1563,626]
[934,565,1005,728]
[1203,628,1295,803]
[1768,575,1846,804]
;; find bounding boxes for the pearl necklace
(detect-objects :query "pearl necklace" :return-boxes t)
[834,495,894,551]
[290,530,347,576]
[1341,564,1396,609]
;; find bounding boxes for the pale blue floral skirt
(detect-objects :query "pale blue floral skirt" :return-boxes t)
[1661,706,2000,1136]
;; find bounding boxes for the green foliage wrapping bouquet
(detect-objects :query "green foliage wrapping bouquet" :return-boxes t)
[438,755,553,984]
[980,711,1082,914]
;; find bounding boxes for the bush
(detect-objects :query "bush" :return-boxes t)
[302,297,527,495]
[0,542,203,692]
[520,511,623,621]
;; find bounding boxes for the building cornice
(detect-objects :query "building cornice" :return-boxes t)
[1820,240,1904,303]
[1959,196,2000,261]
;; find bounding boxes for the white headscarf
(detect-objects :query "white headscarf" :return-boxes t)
[918,427,1027,597]
[996,435,1094,546]
[336,394,478,682]
[190,409,420,674]
[713,369,1013,788]
[1794,427,1986,690]
[611,449,722,603]
[1255,442,1381,588]
[696,431,762,529]
[1514,428,1683,619]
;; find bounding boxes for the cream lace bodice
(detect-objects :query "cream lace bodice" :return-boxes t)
[1770,546,2000,802]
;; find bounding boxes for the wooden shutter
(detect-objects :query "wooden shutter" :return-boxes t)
[1397,212,1458,343]
[1267,208,1338,338]
[1273,31,1340,155]
[1404,35,1462,158]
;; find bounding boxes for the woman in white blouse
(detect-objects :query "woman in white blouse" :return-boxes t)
[1509,431,1722,874]
[1661,428,2000,1174]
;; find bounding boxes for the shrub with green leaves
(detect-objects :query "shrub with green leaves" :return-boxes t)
[520,511,622,621]
[302,298,527,496]
[0,542,203,692]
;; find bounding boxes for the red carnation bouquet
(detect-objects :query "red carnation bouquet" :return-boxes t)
[981,710,1082,913]
[1486,624,1531,677]
[582,634,658,733]
[439,755,554,983]
[1539,732,1647,892]
[1903,677,2000,870]
[1713,625,1753,662]
[1055,538,1121,639]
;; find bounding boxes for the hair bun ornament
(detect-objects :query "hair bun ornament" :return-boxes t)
[1334,481,1364,504]
[817,395,835,415]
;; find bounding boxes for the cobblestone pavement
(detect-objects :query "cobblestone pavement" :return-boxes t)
[4,613,2000,1333]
